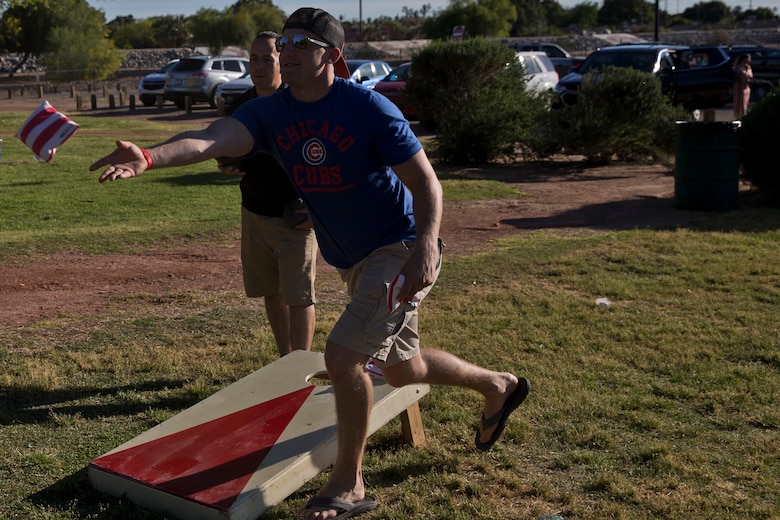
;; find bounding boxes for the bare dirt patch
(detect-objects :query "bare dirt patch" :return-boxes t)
[1,93,699,329]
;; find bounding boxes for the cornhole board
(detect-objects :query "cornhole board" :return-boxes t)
[88,350,428,520]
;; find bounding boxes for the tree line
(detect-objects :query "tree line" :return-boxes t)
[1,0,777,80]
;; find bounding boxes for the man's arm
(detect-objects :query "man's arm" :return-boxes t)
[392,148,443,301]
[90,117,254,183]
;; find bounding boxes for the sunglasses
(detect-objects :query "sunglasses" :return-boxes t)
[276,34,331,52]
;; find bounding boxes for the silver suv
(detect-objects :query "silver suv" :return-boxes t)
[165,56,249,108]
[138,59,179,106]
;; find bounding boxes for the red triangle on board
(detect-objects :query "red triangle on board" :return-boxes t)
[90,385,315,511]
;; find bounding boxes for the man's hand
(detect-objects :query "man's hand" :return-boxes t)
[216,156,246,176]
[283,198,313,229]
[396,238,440,302]
[90,140,148,183]
[291,207,313,230]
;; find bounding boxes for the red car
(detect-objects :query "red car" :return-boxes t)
[373,62,415,119]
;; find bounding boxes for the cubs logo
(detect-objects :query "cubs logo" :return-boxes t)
[303,138,325,165]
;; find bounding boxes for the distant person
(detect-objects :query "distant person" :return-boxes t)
[218,30,317,357]
[732,53,753,119]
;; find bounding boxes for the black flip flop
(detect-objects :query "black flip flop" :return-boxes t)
[475,377,531,451]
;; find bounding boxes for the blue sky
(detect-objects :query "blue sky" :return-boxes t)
[87,0,779,23]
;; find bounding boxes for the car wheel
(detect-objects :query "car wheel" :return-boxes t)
[174,99,185,109]
[209,86,221,109]
[141,99,155,107]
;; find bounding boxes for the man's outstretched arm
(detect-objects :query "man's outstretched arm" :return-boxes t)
[90,117,254,183]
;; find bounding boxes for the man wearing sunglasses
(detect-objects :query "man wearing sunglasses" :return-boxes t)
[91,7,530,520]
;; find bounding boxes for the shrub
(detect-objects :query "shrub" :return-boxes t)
[405,38,548,164]
[540,66,690,165]
[739,89,780,203]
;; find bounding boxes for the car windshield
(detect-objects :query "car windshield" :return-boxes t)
[172,58,207,72]
[158,61,179,73]
[385,65,410,82]
[579,50,656,74]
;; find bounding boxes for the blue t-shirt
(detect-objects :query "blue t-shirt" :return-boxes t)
[231,78,422,269]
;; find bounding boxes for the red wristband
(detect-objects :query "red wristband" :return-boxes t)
[140,148,153,170]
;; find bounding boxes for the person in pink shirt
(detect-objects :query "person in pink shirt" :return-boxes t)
[732,53,753,119]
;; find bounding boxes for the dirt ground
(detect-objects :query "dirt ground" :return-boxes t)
[0,92,704,329]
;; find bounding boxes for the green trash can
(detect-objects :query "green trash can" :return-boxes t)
[674,121,741,211]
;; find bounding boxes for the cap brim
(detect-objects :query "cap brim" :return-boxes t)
[334,56,350,79]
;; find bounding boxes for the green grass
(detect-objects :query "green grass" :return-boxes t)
[0,112,240,262]
[0,112,517,263]
[1,114,779,519]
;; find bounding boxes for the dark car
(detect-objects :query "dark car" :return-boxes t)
[373,62,415,118]
[722,45,780,101]
[509,42,585,78]
[554,44,733,111]
[723,45,780,83]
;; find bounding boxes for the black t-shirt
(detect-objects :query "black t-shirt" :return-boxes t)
[225,88,299,217]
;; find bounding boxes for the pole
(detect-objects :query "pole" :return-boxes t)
[654,0,660,42]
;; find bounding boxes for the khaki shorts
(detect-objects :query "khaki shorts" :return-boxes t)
[241,206,317,306]
[328,240,443,368]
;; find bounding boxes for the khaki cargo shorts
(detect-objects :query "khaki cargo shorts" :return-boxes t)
[328,239,443,368]
[241,207,317,306]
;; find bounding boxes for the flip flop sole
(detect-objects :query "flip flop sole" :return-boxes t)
[475,377,531,451]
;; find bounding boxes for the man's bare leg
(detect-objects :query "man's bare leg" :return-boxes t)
[299,346,523,519]
[264,294,292,356]
[264,295,315,356]
[290,303,315,352]
[381,348,521,446]
[299,341,371,520]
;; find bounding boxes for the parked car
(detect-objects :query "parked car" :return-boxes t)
[344,59,392,89]
[554,44,734,111]
[510,42,585,77]
[375,54,558,120]
[722,45,780,101]
[214,71,254,111]
[137,59,179,107]
[165,55,249,108]
[373,62,415,118]
[515,51,560,95]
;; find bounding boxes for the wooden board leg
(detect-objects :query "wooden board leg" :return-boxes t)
[400,401,425,447]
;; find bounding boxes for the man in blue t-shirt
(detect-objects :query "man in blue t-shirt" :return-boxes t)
[91,8,530,519]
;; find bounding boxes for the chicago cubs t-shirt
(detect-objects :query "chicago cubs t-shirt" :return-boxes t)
[231,78,422,269]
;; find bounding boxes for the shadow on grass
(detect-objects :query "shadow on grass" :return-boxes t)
[0,378,200,425]
[499,194,780,234]
[147,170,241,187]
[29,468,171,519]
[84,105,219,123]
[438,160,780,233]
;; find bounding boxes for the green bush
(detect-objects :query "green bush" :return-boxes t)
[540,66,690,165]
[405,38,547,164]
[739,89,780,203]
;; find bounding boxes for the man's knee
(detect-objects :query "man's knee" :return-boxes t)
[381,357,425,387]
[324,341,369,379]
